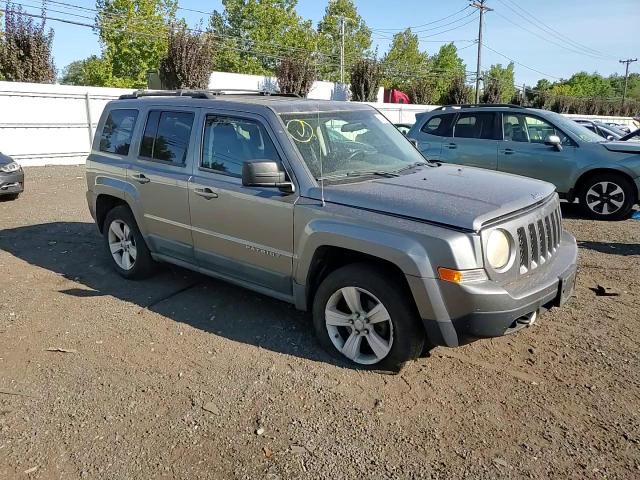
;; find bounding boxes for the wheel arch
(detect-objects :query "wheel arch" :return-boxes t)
[574,168,638,203]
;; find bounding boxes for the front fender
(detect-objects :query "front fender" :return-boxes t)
[294,218,436,286]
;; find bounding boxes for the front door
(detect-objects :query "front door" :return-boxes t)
[498,113,577,191]
[441,111,499,170]
[128,107,197,262]
[188,111,295,295]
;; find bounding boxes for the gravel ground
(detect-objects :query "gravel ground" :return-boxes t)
[0,165,639,479]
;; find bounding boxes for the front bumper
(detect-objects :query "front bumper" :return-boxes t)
[0,170,24,195]
[408,230,578,347]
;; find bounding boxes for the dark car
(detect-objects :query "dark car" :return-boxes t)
[574,119,626,140]
[0,153,24,200]
[621,128,640,142]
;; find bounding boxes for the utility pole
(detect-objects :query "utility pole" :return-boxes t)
[471,1,492,103]
[619,58,637,109]
[340,15,345,84]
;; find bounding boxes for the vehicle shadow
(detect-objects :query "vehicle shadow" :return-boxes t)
[0,221,341,367]
[577,241,640,257]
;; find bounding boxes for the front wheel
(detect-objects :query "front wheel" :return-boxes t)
[578,173,636,220]
[312,264,425,372]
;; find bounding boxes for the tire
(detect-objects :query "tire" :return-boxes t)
[1,193,19,201]
[312,263,425,373]
[103,205,155,279]
[578,172,636,220]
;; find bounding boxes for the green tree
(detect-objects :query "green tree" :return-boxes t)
[381,29,428,91]
[0,3,56,83]
[441,74,472,105]
[482,62,515,103]
[430,43,466,103]
[96,0,177,88]
[208,0,316,76]
[317,0,371,82]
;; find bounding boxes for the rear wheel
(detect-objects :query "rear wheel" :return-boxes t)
[312,263,425,372]
[1,193,19,201]
[103,205,155,279]
[578,173,636,220]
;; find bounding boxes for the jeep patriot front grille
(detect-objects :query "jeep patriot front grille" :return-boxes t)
[517,206,562,274]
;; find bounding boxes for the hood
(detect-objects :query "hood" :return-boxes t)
[601,141,640,154]
[308,164,556,232]
[0,152,14,166]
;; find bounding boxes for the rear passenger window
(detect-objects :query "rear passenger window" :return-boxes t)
[99,109,138,155]
[139,110,194,165]
[453,112,497,140]
[201,115,280,177]
[421,114,454,137]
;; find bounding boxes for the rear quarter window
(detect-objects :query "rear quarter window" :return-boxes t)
[421,114,454,137]
[99,109,138,155]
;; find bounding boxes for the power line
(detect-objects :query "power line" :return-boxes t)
[371,5,471,32]
[497,0,615,60]
[481,41,562,80]
[491,8,612,62]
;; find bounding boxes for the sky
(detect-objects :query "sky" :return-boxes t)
[11,0,640,86]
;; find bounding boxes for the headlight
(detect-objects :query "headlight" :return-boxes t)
[0,161,21,173]
[486,229,511,270]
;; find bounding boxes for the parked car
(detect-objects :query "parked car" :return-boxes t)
[394,123,413,135]
[621,128,640,142]
[0,152,24,200]
[408,104,640,220]
[604,122,631,134]
[574,119,625,140]
[86,91,577,371]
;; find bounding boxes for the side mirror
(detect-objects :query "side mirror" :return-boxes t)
[242,160,295,193]
[544,134,563,151]
[606,135,614,141]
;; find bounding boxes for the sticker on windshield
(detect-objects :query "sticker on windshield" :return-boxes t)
[375,113,391,124]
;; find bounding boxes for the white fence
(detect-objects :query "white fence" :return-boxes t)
[1,79,638,167]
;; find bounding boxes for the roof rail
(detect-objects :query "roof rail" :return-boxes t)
[118,89,300,100]
[432,103,524,111]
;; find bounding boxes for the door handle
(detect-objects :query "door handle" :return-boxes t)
[503,148,515,155]
[131,173,150,184]
[194,187,218,199]
[445,143,457,149]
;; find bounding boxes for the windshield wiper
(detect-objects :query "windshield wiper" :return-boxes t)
[393,161,430,173]
[317,170,400,181]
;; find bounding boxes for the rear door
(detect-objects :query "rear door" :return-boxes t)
[497,113,577,190]
[410,113,455,161]
[441,111,499,170]
[128,107,197,262]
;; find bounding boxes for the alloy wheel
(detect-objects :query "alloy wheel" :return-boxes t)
[325,286,394,365]
[586,181,625,215]
[107,219,137,271]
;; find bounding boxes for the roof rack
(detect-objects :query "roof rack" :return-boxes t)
[432,103,524,111]
[118,89,300,100]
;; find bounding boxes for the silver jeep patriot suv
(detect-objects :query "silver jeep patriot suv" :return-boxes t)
[86,91,578,371]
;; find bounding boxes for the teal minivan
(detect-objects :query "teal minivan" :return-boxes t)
[408,104,640,220]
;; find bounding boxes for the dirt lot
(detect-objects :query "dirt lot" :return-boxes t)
[0,166,639,479]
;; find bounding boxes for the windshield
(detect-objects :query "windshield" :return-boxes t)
[279,109,427,180]
[543,111,604,143]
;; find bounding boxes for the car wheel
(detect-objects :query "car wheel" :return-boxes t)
[578,173,636,220]
[103,205,155,279]
[312,263,425,372]
[1,193,19,201]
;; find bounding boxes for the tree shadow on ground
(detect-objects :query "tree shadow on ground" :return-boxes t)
[0,221,342,366]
